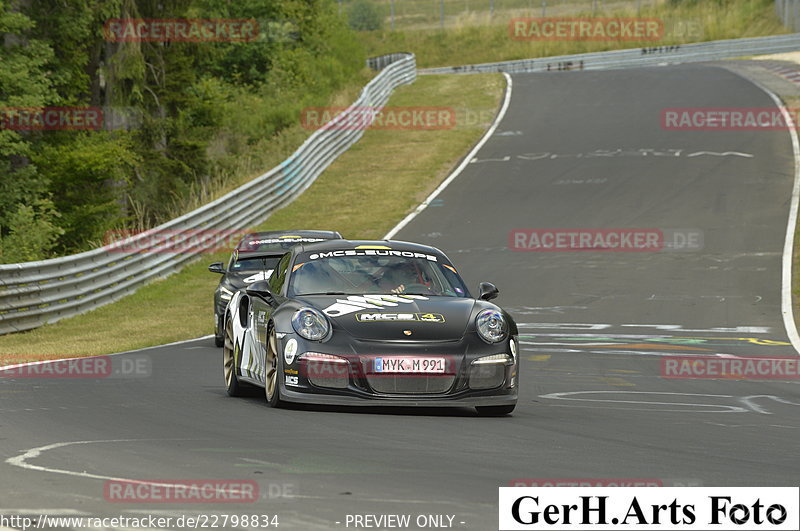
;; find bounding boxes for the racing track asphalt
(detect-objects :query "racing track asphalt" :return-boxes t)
[1,64,799,530]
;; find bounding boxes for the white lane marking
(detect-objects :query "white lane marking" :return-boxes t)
[470,156,511,163]
[685,151,754,158]
[539,390,749,413]
[0,335,214,374]
[738,395,800,415]
[775,93,800,355]
[508,306,589,314]
[732,70,800,356]
[514,149,753,160]
[620,324,771,333]
[739,396,771,415]
[293,495,479,506]
[599,350,730,358]
[383,72,513,239]
[521,345,734,358]
[2,439,249,493]
[517,323,772,333]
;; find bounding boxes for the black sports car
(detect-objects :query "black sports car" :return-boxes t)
[223,240,519,415]
[208,230,342,347]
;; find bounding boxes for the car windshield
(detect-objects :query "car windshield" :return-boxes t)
[230,255,282,272]
[289,251,468,297]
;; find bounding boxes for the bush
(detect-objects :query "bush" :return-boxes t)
[0,200,64,263]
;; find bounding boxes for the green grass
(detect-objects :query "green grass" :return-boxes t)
[347,0,633,30]
[357,0,787,68]
[0,73,505,364]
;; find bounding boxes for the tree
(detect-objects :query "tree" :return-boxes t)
[0,0,60,262]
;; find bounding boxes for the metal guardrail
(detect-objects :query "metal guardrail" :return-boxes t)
[419,33,800,75]
[367,53,413,71]
[0,53,417,335]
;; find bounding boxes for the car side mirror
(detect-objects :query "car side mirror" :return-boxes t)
[246,280,273,300]
[478,282,499,301]
[208,262,226,274]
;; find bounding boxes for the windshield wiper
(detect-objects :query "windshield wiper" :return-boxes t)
[300,291,347,296]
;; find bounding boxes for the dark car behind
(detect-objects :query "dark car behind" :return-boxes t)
[208,230,342,346]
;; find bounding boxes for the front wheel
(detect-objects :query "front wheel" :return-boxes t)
[264,327,284,408]
[475,404,515,416]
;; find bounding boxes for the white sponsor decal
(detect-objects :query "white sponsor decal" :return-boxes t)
[356,312,445,323]
[499,487,799,530]
[285,375,299,386]
[249,237,326,245]
[323,294,428,317]
[284,338,298,365]
[243,270,273,284]
[308,249,438,261]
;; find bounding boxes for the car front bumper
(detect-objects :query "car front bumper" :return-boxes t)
[279,386,518,407]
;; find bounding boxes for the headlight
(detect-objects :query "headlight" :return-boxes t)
[475,309,507,343]
[292,308,330,341]
[219,286,234,302]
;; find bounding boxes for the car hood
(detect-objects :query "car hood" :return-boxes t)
[296,294,477,341]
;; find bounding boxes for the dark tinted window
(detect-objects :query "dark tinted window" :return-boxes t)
[230,255,282,272]
[268,253,292,294]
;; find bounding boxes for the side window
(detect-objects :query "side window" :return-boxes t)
[268,252,291,294]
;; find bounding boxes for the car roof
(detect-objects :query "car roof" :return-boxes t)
[236,229,342,251]
[293,239,445,256]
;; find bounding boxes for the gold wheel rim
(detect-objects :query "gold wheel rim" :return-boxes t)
[223,319,234,388]
[265,330,278,400]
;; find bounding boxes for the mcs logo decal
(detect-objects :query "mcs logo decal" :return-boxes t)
[356,313,445,323]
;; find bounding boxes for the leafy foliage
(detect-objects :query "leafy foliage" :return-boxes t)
[0,0,365,261]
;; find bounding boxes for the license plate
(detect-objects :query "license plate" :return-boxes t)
[374,356,445,374]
